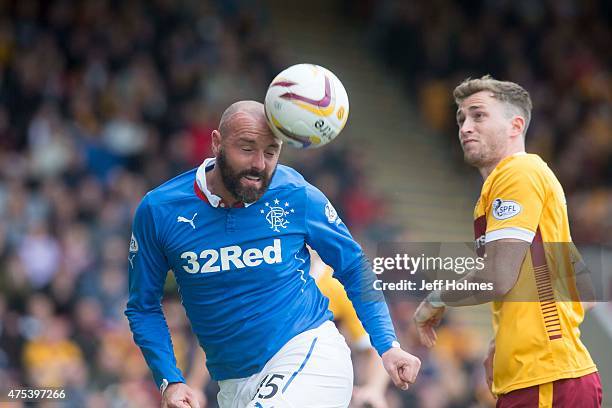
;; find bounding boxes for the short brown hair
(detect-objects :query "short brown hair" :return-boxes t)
[453,75,533,135]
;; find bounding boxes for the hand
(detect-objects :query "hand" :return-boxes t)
[381,347,421,391]
[352,385,389,408]
[162,383,201,408]
[483,339,495,396]
[413,300,446,348]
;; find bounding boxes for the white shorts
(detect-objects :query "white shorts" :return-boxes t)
[217,320,353,408]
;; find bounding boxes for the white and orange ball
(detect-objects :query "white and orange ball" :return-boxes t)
[264,64,349,149]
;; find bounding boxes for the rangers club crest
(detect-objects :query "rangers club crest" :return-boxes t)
[261,198,294,232]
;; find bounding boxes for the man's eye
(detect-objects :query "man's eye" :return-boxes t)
[242,147,253,152]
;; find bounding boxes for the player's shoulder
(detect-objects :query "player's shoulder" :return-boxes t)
[267,165,331,210]
[501,153,548,172]
[493,153,552,182]
[268,164,314,193]
[142,168,198,207]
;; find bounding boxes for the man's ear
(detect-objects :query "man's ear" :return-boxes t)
[211,130,221,155]
[510,115,526,139]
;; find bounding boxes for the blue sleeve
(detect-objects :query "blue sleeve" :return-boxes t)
[124,195,185,388]
[304,185,398,356]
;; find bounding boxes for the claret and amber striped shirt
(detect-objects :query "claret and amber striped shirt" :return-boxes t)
[473,153,597,395]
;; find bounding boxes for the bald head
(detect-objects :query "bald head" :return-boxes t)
[218,100,273,140]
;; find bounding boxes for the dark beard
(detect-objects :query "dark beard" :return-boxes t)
[217,150,272,203]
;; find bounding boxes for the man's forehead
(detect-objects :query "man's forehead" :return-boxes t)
[457,91,498,114]
[236,133,281,147]
[224,113,265,133]
[226,110,259,123]
[224,111,263,127]
[226,124,280,146]
[460,91,497,108]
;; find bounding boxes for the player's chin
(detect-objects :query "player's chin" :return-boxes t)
[237,185,266,204]
[463,151,482,166]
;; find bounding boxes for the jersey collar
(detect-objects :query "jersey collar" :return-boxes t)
[194,158,255,208]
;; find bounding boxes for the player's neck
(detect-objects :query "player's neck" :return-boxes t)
[479,146,526,181]
[478,164,496,180]
[206,167,241,206]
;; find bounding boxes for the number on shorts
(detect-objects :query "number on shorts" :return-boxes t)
[255,374,285,399]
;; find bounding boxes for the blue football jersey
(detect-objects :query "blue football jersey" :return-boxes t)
[125,160,398,387]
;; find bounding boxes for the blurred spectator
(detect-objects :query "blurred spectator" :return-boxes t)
[18,221,61,289]
[22,315,83,387]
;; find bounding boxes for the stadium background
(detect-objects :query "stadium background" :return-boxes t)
[0,0,609,406]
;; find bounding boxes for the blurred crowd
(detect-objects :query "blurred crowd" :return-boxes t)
[0,0,490,407]
[357,0,612,245]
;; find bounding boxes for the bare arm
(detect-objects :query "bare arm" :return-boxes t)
[483,338,495,395]
[414,239,528,347]
[437,239,529,306]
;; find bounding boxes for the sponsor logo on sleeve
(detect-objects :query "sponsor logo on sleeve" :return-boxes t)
[128,233,138,268]
[129,233,139,253]
[492,198,521,220]
[325,201,342,225]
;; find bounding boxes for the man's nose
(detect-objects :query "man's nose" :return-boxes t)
[251,151,265,172]
[460,118,474,137]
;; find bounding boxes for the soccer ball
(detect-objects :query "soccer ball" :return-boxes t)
[264,64,349,149]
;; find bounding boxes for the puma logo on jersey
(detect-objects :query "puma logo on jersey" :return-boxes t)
[177,213,197,229]
[128,254,136,268]
[180,239,282,273]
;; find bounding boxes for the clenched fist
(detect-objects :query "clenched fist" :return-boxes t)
[162,382,201,408]
[381,346,421,390]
